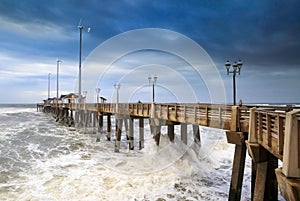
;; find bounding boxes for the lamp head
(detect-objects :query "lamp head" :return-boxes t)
[225,60,231,75]
[233,61,238,71]
[114,83,120,90]
[237,60,242,74]
[87,27,91,32]
[153,75,158,83]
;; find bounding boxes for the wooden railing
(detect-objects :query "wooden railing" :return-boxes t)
[252,109,286,160]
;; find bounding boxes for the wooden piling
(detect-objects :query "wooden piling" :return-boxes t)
[83,111,88,133]
[69,109,74,127]
[154,125,161,146]
[124,118,129,140]
[98,113,103,133]
[168,124,175,142]
[96,113,103,142]
[251,148,278,201]
[92,112,97,134]
[115,118,123,152]
[227,132,247,201]
[139,118,144,150]
[181,123,187,144]
[107,114,111,141]
[193,124,201,144]
[129,117,134,150]
[75,110,79,128]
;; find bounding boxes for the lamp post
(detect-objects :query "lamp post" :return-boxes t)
[148,75,158,103]
[48,73,51,99]
[114,84,121,104]
[78,22,91,101]
[225,60,243,105]
[96,88,100,103]
[56,59,62,100]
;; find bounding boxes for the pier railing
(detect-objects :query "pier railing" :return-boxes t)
[252,109,286,160]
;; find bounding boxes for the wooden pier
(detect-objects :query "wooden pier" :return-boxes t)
[37,102,300,201]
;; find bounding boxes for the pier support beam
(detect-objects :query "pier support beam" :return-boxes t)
[275,168,300,201]
[139,118,144,150]
[115,118,123,152]
[83,111,88,133]
[75,110,79,128]
[96,113,103,142]
[168,124,175,142]
[154,125,161,146]
[92,112,97,134]
[226,131,248,201]
[246,143,278,201]
[181,123,187,144]
[124,118,130,140]
[193,124,201,145]
[128,117,134,150]
[69,109,74,127]
[107,114,111,141]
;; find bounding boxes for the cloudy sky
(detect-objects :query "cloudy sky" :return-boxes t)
[0,0,299,104]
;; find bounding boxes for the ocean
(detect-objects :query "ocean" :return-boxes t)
[0,104,283,200]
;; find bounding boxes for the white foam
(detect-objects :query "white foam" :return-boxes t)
[7,127,234,201]
[0,107,285,200]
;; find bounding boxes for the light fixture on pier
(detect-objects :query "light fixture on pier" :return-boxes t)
[48,73,51,99]
[225,60,243,105]
[78,19,91,101]
[56,59,62,100]
[148,75,158,103]
[114,84,121,104]
[96,88,100,103]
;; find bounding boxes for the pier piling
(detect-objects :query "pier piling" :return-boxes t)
[129,117,134,150]
[107,114,111,141]
[139,118,144,149]
[115,118,123,152]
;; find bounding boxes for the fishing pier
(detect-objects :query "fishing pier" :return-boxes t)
[37,102,300,201]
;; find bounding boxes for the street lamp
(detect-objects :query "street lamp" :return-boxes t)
[56,59,62,100]
[48,73,51,99]
[148,75,158,103]
[225,60,243,105]
[78,22,91,100]
[114,84,121,103]
[96,88,100,103]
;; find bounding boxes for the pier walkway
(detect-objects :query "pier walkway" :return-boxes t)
[37,102,300,201]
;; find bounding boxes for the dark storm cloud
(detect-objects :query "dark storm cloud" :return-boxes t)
[0,0,299,103]
[1,0,299,67]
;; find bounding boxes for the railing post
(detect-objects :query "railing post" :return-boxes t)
[230,106,240,132]
[282,109,300,177]
[248,108,258,143]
